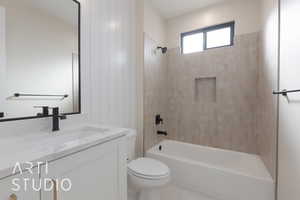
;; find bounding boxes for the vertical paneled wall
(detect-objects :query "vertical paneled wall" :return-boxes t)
[88,0,137,129]
[87,0,143,156]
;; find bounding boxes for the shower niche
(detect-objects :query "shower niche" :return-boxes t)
[194,77,217,103]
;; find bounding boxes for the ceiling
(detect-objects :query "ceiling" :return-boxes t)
[148,0,233,19]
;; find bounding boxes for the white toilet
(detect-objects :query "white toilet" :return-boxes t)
[126,130,170,200]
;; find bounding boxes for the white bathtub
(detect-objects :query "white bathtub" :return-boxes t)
[146,140,274,200]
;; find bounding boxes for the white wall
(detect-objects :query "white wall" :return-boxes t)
[144,0,167,45]
[166,0,262,48]
[0,0,139,145]
[88,0,138,130]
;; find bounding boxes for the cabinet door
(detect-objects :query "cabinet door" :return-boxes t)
[41,138,127,200]
[0,170,40,200]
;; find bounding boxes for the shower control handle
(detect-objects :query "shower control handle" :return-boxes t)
[155,115,164,125]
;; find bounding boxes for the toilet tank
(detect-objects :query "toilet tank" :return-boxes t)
[126,129,137,162]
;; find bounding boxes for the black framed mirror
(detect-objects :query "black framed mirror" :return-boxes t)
[0,0,81,122]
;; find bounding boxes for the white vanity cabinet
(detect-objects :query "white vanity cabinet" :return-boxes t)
[41,137,127,200]
[0,170,40,200]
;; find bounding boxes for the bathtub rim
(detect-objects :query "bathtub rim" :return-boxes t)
[146,140,274,183]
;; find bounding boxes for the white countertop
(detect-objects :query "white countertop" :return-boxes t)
[0,124,129,179]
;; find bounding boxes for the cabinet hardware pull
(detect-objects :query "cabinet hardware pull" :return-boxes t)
[52,179,58,200]
[9,194,17,200]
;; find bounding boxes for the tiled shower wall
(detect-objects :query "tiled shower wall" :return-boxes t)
[143,34,168,151]
[256,33,277,179]
[165,33,259,154]
[144,32,259,154]
[255,0,279,179]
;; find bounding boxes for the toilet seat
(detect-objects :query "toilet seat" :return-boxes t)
[128,158,170,180]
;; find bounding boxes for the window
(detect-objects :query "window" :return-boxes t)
[182,32,204,54]
[206,27,232,48]
[181,21,235,54]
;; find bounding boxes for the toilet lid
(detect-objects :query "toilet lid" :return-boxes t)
[128,158,170,178]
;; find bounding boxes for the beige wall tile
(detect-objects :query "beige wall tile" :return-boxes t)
[163,33,259,154]
[143,34,168,151]
[143,32,277,179]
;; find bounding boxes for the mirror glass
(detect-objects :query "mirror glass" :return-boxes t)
[0,0,80,121]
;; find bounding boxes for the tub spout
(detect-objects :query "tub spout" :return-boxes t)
[157,131,168,136]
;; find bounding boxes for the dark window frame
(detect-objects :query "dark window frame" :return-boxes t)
[181,21,235,54]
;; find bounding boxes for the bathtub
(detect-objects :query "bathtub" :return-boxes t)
[146,140,274,200]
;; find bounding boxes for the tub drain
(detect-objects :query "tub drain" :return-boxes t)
[159,145,162,151]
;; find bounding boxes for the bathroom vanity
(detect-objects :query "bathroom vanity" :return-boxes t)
[0,126,128,200]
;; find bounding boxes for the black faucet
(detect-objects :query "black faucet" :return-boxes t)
[52,107,67,132]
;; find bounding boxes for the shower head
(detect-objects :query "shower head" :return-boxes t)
[157,46,168,54]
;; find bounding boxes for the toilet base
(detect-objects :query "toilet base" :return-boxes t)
[138,189,161,200]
